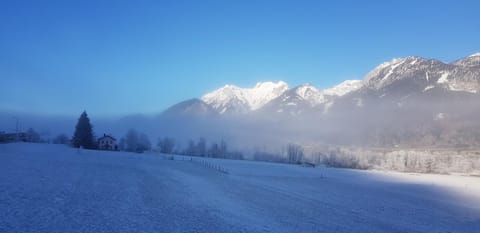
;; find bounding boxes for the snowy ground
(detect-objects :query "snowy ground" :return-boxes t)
[1,143,479,233]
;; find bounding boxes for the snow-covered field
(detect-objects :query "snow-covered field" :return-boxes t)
[1,143,479,233]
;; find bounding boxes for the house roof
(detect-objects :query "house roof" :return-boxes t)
[98,134,116,141]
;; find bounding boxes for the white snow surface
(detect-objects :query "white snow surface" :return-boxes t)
[202,80,363,112]
[423,85,435,92]
[289,81,363,107]
[3,143,479,233]
[364,57,408,84]
[294,84,325,105]
[201,81,289,111]
[436,71,478,93]
[363,57,425,89]
[322,80,363,97]
[468,52,480,58]
[381,59,406,81]
[437,72,449,84]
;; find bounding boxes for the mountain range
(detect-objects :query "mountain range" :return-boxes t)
[161,53,480,149]
[166,53,480,117]
[2,53,478,152]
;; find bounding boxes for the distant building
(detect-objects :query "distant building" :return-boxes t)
[97,134,117,151]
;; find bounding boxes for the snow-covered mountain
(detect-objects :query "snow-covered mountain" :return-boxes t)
[258,81,363,115]
[200,80,363,115]
[162,99,217,117]
[160,52,480,148]
[323,80,363,97]
[201,81,289,114]
[168,53,480,117]
[452,53,480,68]
[362,54,480,95]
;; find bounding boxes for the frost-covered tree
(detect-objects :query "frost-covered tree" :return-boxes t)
[72,111,96,149]
[124,129,151,152]
[158,137,175,154]
[184,139,196,155]
[209,140,227,158]
[26,128,41,142]
[208,142,219,157]
[196,137,206,157]
[219,140,227,158]
[53,133,69,145]
[118,138,126,151]
[287,143,304,164]
[125,129,139,152]
[138,133,151,152]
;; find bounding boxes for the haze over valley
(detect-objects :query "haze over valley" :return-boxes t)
[1,1,480,232]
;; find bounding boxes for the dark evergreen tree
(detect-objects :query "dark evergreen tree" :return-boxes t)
[72,111,96,149]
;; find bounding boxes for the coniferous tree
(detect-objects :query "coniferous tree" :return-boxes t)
[72,111,96,149]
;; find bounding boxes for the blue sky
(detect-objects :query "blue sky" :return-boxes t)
[1,0,479,116]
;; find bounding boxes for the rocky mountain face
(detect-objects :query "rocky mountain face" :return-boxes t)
[161,53,480,148]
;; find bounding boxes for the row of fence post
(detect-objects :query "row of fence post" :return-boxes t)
[195,158,229,174]
[163,154,229,174]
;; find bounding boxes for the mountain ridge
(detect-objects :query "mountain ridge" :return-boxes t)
[167,53,479,117]
[159,53,480,148]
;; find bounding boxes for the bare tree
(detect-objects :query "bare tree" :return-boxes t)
[208,142,219,157]
[184,139,196,155]
[138,133,151,152]
[196,137,206,157]
[287,143,304,164]
[26,128,41,142]
[53,133,70,145]
[158,137,175,154]
[125,129,139,152]
[219,140,227,158]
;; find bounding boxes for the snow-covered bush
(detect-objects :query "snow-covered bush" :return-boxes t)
[314,147,480,174]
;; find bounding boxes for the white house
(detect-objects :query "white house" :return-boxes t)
[98,134,117,151]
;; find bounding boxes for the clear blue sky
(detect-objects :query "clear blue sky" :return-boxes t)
[1,0,479,116]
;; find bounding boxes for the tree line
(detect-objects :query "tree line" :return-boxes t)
[68,111,244,159]
[24,111,479,174]
[179,137,244,159]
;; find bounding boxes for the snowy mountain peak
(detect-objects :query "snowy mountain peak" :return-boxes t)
[253,81,288,89]
[364,57,409,84]
[363,56,433,90]
[468,52,480,58]
[171,53,480,118]
[323,80,363,97]
[201,81,289,114]
[295,83,319,96]
[453,53,480,68]
[201,79,367,114]
[377,57,411,69]
[293,84,323,105]
[248,81,289,110]
[202,85,245,106]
